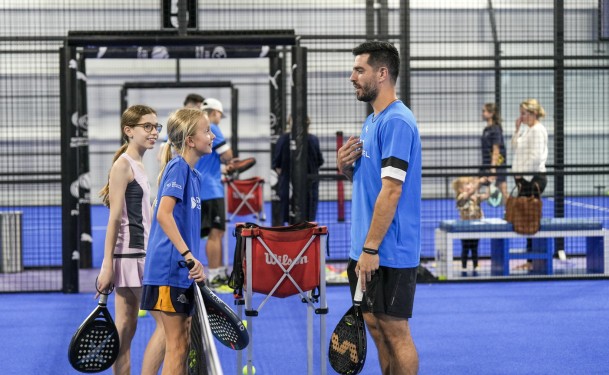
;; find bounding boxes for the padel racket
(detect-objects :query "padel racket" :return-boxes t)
[183,260,224,375]
[329,275,367,375]
[231,157,256,174]
[184,260,249,350]
[488,183,502,207]
[68,287,119,373]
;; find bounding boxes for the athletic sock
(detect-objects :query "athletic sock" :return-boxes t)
[208,268,221,280]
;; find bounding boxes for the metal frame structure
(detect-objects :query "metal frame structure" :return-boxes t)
[60,30,302,293]
[120,81,240,155]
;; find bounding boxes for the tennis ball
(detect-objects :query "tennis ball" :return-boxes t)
[242,365,256,374]
[242,319,247,328]
[138,309,147,317]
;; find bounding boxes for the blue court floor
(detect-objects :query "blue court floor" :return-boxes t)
[1,280,608,374]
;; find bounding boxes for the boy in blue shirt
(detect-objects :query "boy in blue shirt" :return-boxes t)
[195,98,234,292]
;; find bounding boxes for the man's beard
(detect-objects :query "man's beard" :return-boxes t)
[355,82,378,103]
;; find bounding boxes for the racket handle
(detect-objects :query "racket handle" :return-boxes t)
[185,259,195,270]
[354,275,363,304]
[183,259,206,288]
[99,292,108,306]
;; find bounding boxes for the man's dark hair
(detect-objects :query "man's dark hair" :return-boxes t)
[352,41,400,84]
[183,93,205,107]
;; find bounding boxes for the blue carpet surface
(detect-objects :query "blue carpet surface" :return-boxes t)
[1,280,609,374]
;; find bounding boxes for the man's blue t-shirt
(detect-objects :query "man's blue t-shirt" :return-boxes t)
[195,123,230,201]
[350,100,422,268]
[144,156,202,288]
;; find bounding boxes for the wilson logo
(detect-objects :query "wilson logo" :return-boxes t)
[264,253,308,266]
[231,191,255,201]
[331,333,358,363]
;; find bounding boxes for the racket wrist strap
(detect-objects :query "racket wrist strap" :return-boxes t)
[362,247,379,255]
[180,249,191,257]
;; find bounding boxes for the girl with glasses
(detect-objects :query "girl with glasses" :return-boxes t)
[97,104,165,375]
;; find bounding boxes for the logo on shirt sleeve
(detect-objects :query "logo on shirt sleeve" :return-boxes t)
[191,196,201,210]
[166,181,183,190]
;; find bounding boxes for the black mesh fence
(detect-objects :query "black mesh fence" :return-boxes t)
[0,1,607,292]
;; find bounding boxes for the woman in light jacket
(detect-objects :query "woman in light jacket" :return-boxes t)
[511,98,548,271]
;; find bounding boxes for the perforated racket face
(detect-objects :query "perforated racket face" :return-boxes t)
[329,306,367,375]
[68,317,119,373]
[206,303,248,350]
[202,286,249,350]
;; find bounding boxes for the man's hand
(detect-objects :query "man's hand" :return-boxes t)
[355,252,379,291]
[337,136,363,175]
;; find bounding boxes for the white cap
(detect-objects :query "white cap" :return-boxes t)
[202,98,224,114]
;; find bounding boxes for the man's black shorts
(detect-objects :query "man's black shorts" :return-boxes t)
[201,198,226,237]
[347,258,417,319]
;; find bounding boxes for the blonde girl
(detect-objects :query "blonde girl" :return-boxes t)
[452,176,489,274]
[140,108,213,375]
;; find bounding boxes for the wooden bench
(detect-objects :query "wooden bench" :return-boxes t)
[435,218,608,279]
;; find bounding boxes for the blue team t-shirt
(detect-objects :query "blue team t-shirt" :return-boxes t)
[144,156,202,288]
[350,100,422,268]
[195,123,229,201]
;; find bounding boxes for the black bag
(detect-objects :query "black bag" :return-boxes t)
[227,223,258,291]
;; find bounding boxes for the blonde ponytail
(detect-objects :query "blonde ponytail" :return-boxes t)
[157,142,174,186]
[157,108,207,186]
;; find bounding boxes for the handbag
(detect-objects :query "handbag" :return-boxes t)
[505,183,542,235]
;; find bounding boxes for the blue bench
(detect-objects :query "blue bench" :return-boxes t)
[435,218,607,279]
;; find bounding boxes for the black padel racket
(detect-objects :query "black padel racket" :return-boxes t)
[187,267,223,375]
[68,288,120,373]
[329,275,367,374]
[184,260,249,350]
[200,282,249,350]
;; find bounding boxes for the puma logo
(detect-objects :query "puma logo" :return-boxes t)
[331,332,358,363]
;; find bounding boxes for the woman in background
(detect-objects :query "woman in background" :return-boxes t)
[511,98,548,271]
[480,103,508,202]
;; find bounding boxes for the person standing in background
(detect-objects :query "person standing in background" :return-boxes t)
[480,103,508,203]
[183,93,205,109]
[272,115,324,223]
[451,176,489,276]
[512,98,549,271]
[195,98,234,293]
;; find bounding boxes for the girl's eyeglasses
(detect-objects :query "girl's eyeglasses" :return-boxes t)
[132,123,163,133]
